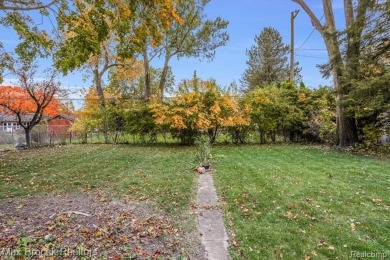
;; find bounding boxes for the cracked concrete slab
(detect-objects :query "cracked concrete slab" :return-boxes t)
[197,173,219,207]
[196,172,229,260]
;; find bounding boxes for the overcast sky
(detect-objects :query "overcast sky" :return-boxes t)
[0,0,347,105]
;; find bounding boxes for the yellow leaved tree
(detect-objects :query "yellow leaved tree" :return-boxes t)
[149,73,251,144]
[70,86,125,143]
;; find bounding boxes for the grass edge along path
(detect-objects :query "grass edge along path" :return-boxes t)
[212,145,390,259]
[196,171,229,260]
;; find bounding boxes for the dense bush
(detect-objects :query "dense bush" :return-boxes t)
[149,77,251,145]
[72,78,387,148]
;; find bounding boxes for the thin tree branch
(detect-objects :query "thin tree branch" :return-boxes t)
[344,0,354,29]
[0,0,57,11]
[292,0,324,33]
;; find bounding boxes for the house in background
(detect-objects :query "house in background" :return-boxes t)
[47,114,76,138]
[0,114,31,132]
[0,113,76,137]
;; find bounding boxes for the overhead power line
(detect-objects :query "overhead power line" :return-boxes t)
[295,48,327,51]
[296,0,334,50]
[296,54,328,60]
[297,14,325,50]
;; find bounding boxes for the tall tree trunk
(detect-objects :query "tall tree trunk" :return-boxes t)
[25,127,31,148]
[143,46,151,102]
[333,70,358,146]
[323,0,359,147]
[208,127,218,144]
[114,131,119,144]
[93,66,108,143]
[270,130,276,143]
[258,128,265,144]
[159,52,171,100]
[93,66,106,109]
[339,0,369,146]
[292,0,363,147]
[329,46,359,147]
[336,100,359,146]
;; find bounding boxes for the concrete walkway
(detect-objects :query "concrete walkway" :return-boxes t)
[196,172,229,260]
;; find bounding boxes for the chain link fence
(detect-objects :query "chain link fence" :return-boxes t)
[0,125,77,150]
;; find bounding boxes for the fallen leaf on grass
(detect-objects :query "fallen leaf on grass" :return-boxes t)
[285,211,297,220]
[94,230,103,237]
[80,227,89,233]
[351,223,356,231]
[240,204,249,212]
[305,198,314,204]
[298,228,306,234]
[317,239,327,247]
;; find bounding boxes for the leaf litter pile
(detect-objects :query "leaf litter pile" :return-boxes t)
[0,192,204,259]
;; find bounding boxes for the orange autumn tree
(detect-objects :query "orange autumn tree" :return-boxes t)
[149,73,251,144]
[0,70,61,148]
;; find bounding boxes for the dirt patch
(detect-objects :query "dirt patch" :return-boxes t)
[0,192,204,259]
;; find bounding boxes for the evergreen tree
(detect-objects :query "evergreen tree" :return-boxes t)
[346,1,390,143]
[292,0,376,147]
[241,27,289,91]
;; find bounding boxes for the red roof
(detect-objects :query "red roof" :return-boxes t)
[47,114,75,122]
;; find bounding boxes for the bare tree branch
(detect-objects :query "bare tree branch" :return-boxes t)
[0,0,57,11]
[344,0,355,29]
[292,0,324,32]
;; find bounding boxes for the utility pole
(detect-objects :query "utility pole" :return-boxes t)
[290,9,300,82]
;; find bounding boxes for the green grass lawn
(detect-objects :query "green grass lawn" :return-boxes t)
[212,145,390,259]
[0,144,198,214]
[0,144,205,258]
[1,144,389,259]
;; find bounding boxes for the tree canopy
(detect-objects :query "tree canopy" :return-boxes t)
[241,27,290,91]
[0,0,56,11]
[142,0,229,99]
[0,65,62,148]
[54,0,182,75]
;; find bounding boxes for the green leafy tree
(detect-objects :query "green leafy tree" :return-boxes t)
[55,0,180,141]
[347,1,390,145]
[245,81,315,143]
[292,0,375,147]
[55,0,181,73]
[143,0,229,99]
[360,1,389,63]
[304,86,336,144]
[0,1,59,82]
[241,27,290,91]
[245,84,288,143]
[123,101,158,143]
[109,65,174,100]
[55,0,182,85]
[0,1,56,11]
